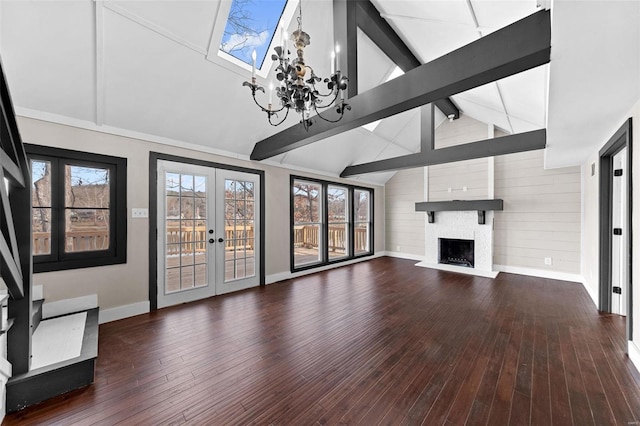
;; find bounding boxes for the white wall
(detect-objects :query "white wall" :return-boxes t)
[581,97,640,367]
[632,100,640,358]
[430,114,489,201]
[384,167,424,257]
[384,114,582,278]
[494,150,581,274]
[16,117,385,317]
[582,150,600,303]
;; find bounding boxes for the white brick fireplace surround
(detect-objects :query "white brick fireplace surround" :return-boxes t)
[416,210,499,278]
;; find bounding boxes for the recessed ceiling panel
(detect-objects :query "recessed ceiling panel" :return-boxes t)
[110,1,221,53]
[388,18,479,64]
[372,139,414,164]
[452,82,504,115]
[452,100,511,132]
[0,1,96,122]
[509,116,542,134]
[378,109,421,152]
[102,9,275,156]
[356,28,396,94]
[280,130,392,177]
[373,0,471,26]
[498,65,547,128]
[471,0,539,35]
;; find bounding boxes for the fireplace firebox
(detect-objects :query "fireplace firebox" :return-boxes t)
[439,238,474,268]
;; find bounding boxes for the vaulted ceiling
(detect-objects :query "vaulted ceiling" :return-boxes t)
[1,1,638,185]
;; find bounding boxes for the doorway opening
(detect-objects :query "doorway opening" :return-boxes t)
[599,118,632,341]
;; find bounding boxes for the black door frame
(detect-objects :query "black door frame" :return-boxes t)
[599,118,633,341]
[148,152,266,311]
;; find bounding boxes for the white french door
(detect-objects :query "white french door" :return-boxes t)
[157,161,260,308]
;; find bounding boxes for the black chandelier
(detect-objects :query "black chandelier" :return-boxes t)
[242,1,350,130]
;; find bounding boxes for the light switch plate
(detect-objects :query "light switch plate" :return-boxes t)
[132,208,148,218]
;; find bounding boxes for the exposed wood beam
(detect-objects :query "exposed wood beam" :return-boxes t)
[251,10,550,161]
[333,0,358,99]
[421,104,435,152]
[354,1,459,119]
[340,129,546,176]
[355,1,420,70]
[95,0,105,126]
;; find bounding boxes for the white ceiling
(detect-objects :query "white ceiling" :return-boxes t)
[1,1,638,184]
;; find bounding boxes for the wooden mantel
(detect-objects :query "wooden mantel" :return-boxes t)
[415,199,504,224]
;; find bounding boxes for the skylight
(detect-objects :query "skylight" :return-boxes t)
[362,66,405,132]
[220,0,288,69]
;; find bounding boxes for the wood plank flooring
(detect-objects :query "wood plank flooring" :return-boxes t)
[4,257,640,425]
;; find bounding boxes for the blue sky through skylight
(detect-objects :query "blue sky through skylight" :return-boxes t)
[220,0,288,69]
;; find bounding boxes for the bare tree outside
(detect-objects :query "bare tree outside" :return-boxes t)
[31,161,112,255]
[219,0,287,66]
[293,182,320,224]
[220,0,268,58]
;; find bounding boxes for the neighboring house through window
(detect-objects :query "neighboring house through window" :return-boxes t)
[27,144,127,272]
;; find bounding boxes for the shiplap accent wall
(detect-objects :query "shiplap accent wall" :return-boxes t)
[385,167,425,256]
[384,113,582,274]
[494,151,581,273]
[429,114,489,201]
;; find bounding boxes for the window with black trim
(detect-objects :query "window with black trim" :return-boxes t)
[291,176,373,271]
[26,144,127,272]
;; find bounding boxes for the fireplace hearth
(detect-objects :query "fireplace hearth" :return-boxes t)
[439,238,474,268]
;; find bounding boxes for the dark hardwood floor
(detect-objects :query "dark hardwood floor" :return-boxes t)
[4,257,640,425]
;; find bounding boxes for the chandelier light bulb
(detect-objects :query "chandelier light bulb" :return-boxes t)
[251,49,257,80]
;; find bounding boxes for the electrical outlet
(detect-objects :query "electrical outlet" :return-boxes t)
[396,246,401,252]
[544,257,552,265]
[447,187,452,193]
[463,186,468,192]
[132,208,148,218]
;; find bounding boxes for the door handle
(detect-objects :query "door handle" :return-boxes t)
[208,238,215,244]
[218,238,224,243]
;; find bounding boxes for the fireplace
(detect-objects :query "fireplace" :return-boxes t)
[439,238,475,268]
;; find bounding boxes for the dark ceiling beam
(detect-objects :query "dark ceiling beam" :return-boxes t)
[421,104,435,152]
[354,0,460,119]
[250,10,551,161]
[333,0,358,99]
[340,129,546,177]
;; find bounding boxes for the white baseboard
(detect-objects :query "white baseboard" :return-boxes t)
[415,261,499,278]
[266,252,386,285]
[383,251,425,262]
[43,295,98,319]
[99,301,150,324]
[494,264,583,283]
[629,341,640,372]
[579,276,599,308]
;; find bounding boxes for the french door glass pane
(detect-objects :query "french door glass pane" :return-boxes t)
[224,179,256,282]
[165,172,208,294]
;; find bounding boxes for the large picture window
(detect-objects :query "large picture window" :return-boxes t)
[291,176,373,271]
[27,144,127,272]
